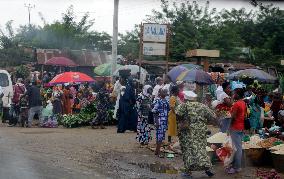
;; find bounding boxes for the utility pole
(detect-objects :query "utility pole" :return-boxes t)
[24,3,35,26]
[111,0,119,77]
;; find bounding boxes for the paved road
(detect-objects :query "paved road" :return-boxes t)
[0,126,281,179]
[0,128,105,179]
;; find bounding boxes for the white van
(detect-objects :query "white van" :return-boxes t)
[0,70,13,121]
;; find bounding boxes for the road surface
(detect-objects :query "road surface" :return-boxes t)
[0,125,281,179]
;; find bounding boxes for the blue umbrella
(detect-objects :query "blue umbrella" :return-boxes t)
[167,65,188,82]
[177,69,214,85]
[168,64,201,81]
[228,69,277,83]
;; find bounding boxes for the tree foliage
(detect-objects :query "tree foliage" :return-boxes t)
[0,6,112,67]
[120,0,284,70]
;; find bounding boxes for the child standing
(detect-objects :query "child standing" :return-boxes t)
[152,89,170,158]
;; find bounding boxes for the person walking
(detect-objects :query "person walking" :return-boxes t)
[23,82,43,127]
[227,88,246,174]
[176,91,216,178]
[136,85,153,146]
[9,78,26,126]
[167,86,180,144]
[117,79,138,133]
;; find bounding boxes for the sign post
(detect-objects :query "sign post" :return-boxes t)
[139,23,170,81]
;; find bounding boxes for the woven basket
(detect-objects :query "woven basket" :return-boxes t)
[272,153,284,173]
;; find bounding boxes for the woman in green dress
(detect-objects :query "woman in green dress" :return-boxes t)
[176,91,216,178]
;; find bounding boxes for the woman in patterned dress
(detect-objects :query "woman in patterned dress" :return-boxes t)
[176,91,216,178]
[136,85,153,146]
[152,89,169,158]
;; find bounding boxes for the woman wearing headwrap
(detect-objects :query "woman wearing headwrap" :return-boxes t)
[167,86,180,143]
[176,91,216,178]
[117,79,138,133]
[136,85,153,146]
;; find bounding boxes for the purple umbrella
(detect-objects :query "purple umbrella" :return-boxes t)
[176,69,214,85]
[168,65,190,82]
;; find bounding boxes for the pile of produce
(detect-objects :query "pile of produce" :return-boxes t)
[257,137,279,148]
[207,132,227,144]
[242,135,283,149]
[58,103,97,128]
[269,144,284,151]
[256,169,282,179]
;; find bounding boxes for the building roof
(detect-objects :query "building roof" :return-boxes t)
[36,49,111,67]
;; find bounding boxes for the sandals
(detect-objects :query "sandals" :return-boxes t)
[205,170,215,177]
[181,173,193,179]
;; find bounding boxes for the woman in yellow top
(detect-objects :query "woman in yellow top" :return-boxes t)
[168,86,180,143]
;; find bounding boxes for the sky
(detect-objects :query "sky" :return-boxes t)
[0,0,284,35]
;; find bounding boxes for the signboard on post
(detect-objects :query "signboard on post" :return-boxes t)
[143,43,166,56]
[143,24,167,42]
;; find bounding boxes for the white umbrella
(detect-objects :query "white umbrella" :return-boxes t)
[114,65,148,83]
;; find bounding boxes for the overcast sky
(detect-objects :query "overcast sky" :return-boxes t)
[0,0,283,35]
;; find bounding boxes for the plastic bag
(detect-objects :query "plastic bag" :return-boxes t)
[216,136,236,167]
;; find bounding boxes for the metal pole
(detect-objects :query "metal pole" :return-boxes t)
[24,4,35,26]
[111,0,119,77]
[138,23,143,83]
[166,24,170,73]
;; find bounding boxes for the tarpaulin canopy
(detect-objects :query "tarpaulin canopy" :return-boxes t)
[45,57,77,67]
[94,63,122,76]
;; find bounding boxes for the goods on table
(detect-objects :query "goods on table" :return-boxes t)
[257,137,279,148]
[243,142,262,149]
[269,144,284,151]
[242,135,262,149]
[207,132,227,144]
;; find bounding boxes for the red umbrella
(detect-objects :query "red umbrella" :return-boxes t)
[49,72,95,85]
[45,57,77,67]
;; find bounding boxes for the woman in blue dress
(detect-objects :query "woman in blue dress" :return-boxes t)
[152,89,169,158]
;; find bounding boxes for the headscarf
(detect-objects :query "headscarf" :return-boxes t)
[184,90,197,101]
[143,85,152,97]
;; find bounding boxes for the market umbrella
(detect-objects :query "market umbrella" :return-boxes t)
[168,64,202,82]
[45,57,77,67]
[181,64,202,70]
[49,72,95,85]
[228,69,277,83]
[113,65,148,76]
[94,63,122,76]
[176,69,214,85]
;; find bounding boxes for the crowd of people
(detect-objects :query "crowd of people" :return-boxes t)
[1,74,113,128]
[1,70,284,178]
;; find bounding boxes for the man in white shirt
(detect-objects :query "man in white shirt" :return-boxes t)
[152,77,164,99]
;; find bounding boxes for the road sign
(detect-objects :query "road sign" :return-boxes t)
[143,24,167,42]
[143,43,166,56]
